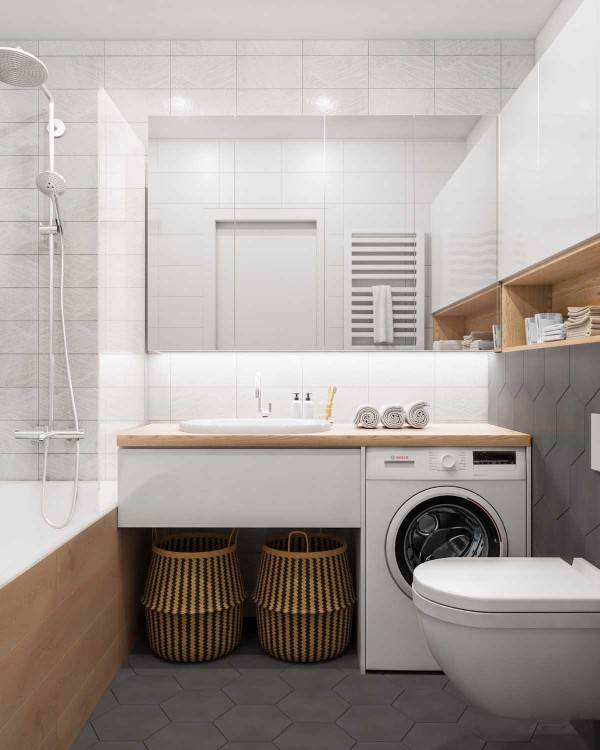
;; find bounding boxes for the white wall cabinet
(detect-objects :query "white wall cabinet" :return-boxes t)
[498,0,599,280]
[431,120,497,312]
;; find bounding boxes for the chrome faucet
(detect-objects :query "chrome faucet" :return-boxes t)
[255,372,272,418]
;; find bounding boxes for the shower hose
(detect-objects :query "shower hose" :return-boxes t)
[41,230,81,529]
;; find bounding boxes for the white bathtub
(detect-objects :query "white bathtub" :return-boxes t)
[0,481,118,588]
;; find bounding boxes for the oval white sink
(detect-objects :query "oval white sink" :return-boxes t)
[179,417,332,435]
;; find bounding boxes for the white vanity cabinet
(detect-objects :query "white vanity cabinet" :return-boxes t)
[431,119,497,312]
[118,448,362,528]
[498,0,599,280]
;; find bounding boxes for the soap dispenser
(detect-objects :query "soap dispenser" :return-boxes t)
[303,392,314,419]
[292,392,302,418]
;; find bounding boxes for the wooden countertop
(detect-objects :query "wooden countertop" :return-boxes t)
[117,423,531,448]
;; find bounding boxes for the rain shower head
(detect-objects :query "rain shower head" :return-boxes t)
[0,47,48,88]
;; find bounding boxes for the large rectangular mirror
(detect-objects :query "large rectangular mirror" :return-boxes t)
[147,114,498,351]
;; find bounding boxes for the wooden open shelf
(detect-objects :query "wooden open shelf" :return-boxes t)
[501,235,600,351]
[433,283,499,344]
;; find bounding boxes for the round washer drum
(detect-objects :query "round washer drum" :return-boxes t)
[385,486,508,597]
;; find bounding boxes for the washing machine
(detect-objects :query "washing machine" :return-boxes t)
[365,446,529,671]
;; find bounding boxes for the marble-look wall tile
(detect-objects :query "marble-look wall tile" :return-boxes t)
[303,56,368,88]
[435,39,500,55]
[0,354,37,387]
[0,123,38,155]
[369,88,434,115]
[105,40,170,55]
[103,90,170,121]
[369,40,435,55]
[369,56,434,88]
[0,255,37,286]
[170,89,237,115]
[0,190,37,221]
[0,155,38,188]
[171,40,236,55]
[237,89,302,116]
[44,56,105,89]
[501,55,535,89]
[0,322,37,353]
[171,56,236,88]
[302,89,368,115]
[105,56,170,89]
[237,40,302,55]
[303,40,368,56]
[435,55,500,88]
[0,222,38,255]
[39,41,105,56]
[0,91,38,123]
[501,39,535,56]
[0,288,38,320]
[237,55,302,88]
[435,88,501,116]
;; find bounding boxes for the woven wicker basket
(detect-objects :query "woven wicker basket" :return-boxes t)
[142,530,245,663]
[252,531,356,663]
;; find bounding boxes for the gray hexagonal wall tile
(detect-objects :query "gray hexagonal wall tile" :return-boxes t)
[554,509,586,560]
[506,351,524,396]
[161,689,234,721]
[544,444,572,519]
[571,449,600,535]
[275,722,354,750]
[488,353,506,393]
[112,674,181,705]
[334,674,402,705]
[556,388,585,462]
[545,347,570,400]
[337,705,413,742]
[524,349,545,399]
[145,722,227,750]
[92,705,169,741]
[216,705,291,742]
[279,689,349,722]
[393,688,466,723]
[224,670,292,704]
[533,386,557,456]
[459,706,537,742]
[570,342,600,405]
[531,444,545,504]
[281,666,345,691]
[513,386,533,435]
[175,668,241,690]
[497,386,515,429]
[585,523,600,567]
[403,722,484,750]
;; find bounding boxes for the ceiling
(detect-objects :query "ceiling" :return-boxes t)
[3,0,561,41]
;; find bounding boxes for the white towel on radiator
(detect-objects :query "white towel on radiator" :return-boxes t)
[404,401,431,429]
[380,404,406,429]
[353,404,380,429]
[372,285,394,344]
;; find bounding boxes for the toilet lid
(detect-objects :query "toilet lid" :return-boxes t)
[412,557,600,613]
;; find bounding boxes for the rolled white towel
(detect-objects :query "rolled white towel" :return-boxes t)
[404,401,431,429]
[380,404,406,429]
[354,404,380,429]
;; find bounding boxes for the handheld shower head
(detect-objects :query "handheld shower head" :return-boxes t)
[0,47,48,88]
[37,170,66,233]
[36,170,66,197]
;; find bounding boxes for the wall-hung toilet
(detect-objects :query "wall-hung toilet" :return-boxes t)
[412,557,600,719]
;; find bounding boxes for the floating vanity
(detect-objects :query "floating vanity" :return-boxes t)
[117,423,530,529]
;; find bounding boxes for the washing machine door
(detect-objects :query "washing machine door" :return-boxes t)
[385,487,507,597]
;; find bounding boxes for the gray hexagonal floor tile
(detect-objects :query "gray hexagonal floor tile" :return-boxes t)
[337,705,413,742]
[385,673,448,694]
[275,722,355,750]
[90,690,118,720]
[532,722,587,750]
[393,687,466,722]
[93,743,146,750]
[403,722,484,750]
[459,706,537,742]
[92,705,169,741]
[229,652,285,670]
[223,669,292,705]
[70,721,97,750]
[222,744,277,750]
[334,674,402,705]
[278,688,349,722]
[175,668,241,690]
[145,721,227,750]
[469,743,530,750]
[281,666,345,690]
[353,744,408,750]
[216,705,291,742]
[161,688,234,721]
[112,674,181,705]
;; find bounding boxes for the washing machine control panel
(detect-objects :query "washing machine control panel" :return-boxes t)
[366,447,526,480]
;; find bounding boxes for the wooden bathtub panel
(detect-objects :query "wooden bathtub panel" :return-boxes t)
[0,511,148,750]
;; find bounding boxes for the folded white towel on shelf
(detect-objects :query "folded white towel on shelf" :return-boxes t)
[354,404,380,429]
[404,401,431,429]
[372,285,394,345]
[380,404,406,429]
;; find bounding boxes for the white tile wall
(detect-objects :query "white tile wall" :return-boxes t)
[147,351,489,424]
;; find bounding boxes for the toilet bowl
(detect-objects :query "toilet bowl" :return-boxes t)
[412,557,600,720]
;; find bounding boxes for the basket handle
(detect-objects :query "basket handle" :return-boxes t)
[287,530,310,552]
[228,528,239,547]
